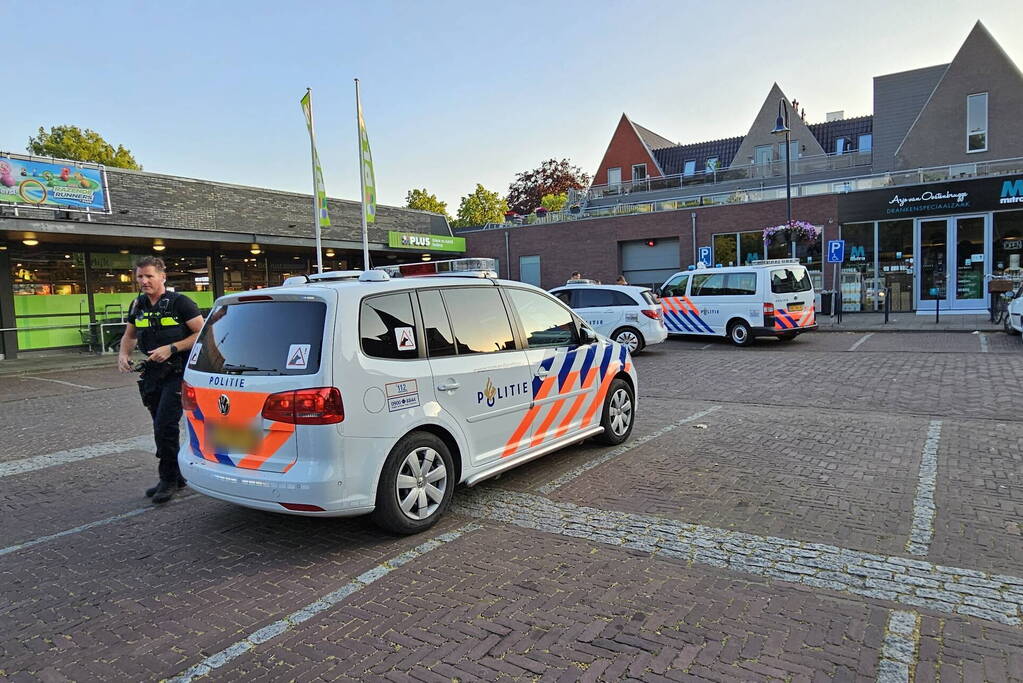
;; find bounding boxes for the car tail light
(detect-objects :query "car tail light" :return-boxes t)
[181,380,197,411]
[641,308,661,320]
[763,303,775,315]
[262,387,344,424]
[279,502,325,512]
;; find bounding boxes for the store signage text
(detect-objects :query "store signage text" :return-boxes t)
[886,190,970,215]
[1000,179,1023,205]
[387,231,466,252]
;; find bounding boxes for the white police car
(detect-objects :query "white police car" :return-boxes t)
[178,259,638,535]
[548,282,667,353]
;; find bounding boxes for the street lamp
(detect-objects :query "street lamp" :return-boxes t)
[771,98,793,225]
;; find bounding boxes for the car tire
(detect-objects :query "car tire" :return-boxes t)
[728,320,753,347]
[611,327,644,353]
[1005,315,1019,336]
[777,332,799,342]
[595,377,634,446]
[371,431,455,535]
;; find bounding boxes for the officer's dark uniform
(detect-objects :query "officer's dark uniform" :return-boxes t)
[129,291,201,490]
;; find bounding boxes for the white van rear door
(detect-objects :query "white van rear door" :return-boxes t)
[769,267,816,331]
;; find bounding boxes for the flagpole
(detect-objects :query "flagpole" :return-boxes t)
[355,78,370,271]
[306,87,324,273]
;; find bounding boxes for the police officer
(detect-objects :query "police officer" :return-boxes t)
[118,256,204,504]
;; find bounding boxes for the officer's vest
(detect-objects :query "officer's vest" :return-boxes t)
[131,292,188,354]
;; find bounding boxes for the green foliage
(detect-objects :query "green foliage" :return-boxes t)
[27,125,141,170]
[452,184,508,227]
[506,158,589,215]
[404,188,449,218]
[539,192,568,212]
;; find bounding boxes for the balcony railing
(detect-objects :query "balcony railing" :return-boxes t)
[581,150,873,201]
[455,156,1023,234]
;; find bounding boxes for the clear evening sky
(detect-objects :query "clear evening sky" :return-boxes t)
[2,1,1021,214]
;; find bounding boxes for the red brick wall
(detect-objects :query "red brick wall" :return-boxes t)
[463,195,840,289]
[592,115,663,186]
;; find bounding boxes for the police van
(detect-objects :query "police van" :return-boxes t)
[178,259,638,534]
[657,259,817,346]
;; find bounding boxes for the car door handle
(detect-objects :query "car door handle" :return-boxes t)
[535,367,550,377]
[437,381,460,391]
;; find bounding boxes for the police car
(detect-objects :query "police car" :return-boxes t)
[657,259,817,346]
[548,282,667,353]
[178,259,638,534]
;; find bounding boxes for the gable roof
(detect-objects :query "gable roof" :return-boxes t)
[652,136,744,175]
[632,122,677,151]
[806,115,874,154]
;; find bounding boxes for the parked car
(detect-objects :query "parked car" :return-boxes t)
[1005,283,1023,335]
[657,259,817,346]
[179,263,638,534]
[548,283,667,353]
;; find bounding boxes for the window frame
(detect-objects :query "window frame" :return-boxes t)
[754,145,772,165]
[705,157,719,173]
[437,285,520,356]
[966,92,988,153]
[358,291,423,361]
[631,163,647,181]
[858,134,872,155]
[607,167,622,185]
[683,160,696,177]
[415,288,458,359]
[502,286,583,350]
[661,274,690,297]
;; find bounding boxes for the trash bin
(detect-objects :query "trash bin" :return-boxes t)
[818,290,835,316]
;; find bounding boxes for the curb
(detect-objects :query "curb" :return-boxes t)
[814,326,1001,334]
[0,356,114,378]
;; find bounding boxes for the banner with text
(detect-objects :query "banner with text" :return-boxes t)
[388,231,466,252]
[0,155,109,213]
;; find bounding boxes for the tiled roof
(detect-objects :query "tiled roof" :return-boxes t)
[649,115,873,173]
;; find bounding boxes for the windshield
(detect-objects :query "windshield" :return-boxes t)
[770,268,813,294]
[190,300,326,375]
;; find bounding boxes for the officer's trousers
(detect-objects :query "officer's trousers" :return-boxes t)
[140,373,184,483]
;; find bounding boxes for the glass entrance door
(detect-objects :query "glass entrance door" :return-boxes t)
[915,215,989,311]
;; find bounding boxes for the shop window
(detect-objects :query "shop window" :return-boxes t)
[840,222,876,311]
[967,93,988,152]
[740,230,765,264]
[10,248,87,350]
[222,253,268,293]
[993,211,1023,276]
[631,164,647,181]
[713,233,737,266]
[878,219,913,311]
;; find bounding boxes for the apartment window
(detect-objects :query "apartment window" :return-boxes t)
[967,93,988,152]
[835,138,847,155]
[683,160,696,176]
[607,167,622,185]
[779,141,799,161]
[754,145,772,165]
[631,164,647,181]
[858,134,872,154]
[705,157,718,172]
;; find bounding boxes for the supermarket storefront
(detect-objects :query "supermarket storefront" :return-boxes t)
[836,174,1023,313]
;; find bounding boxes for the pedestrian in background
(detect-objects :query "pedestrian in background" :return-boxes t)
[616,275,628,285]
[117,257,204,504]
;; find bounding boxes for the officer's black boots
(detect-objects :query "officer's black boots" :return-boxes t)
[146,477,187,500]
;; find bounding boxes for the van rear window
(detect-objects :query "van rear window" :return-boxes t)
[771,268,813,294]
[191,301,326,375]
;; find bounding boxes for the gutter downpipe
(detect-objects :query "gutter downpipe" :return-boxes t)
[504,231,511,279]
[690,212,697,267]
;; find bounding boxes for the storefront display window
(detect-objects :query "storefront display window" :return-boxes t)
[10,248,87,350]
[166,255,214,312]
[268,254,311,288]
[740,231,765,264]
[877,220,913,312]
[223,254,268,293]
[839,223,876,311]
[992,210,1023,277]
[712,234,737,266]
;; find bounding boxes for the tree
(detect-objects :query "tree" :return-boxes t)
[404,188,448,218]
[27,125,141,169]
[539,192,568,212]
[506,158,589,216]
[452,184,508,227]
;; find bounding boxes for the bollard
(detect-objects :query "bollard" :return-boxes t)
[884,286,891,324]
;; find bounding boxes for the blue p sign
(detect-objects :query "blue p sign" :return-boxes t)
[827,239,845,263]
[698,246,712,266]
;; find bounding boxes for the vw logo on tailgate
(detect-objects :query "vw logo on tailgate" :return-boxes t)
[218,393,230,416]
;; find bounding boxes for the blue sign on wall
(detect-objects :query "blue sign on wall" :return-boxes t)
[826,239,846,263]
[698,246,712,266]
[0,154,109,213]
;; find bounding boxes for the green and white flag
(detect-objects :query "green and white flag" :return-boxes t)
[357,95,376,224]
[300,90,331,229]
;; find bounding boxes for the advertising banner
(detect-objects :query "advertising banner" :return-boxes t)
[388,231,466,252]
[0,154,109,213]
[357,97,377,224]
[299,91,331,230]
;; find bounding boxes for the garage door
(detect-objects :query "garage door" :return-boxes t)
[621,239,679,290]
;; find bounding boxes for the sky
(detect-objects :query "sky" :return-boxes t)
[2,0,1022,215]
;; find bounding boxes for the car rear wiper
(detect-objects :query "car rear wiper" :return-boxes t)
[222,363,279,374]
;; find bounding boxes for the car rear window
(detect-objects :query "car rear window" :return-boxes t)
[191,301,326,375]
[771,268,813,294]
[641,290,659,305]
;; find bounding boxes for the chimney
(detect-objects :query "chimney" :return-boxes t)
[826,110,844,122]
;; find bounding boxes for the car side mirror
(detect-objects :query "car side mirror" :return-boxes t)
[580,327,598,345]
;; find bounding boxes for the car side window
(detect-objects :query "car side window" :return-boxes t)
[416,289,456,357]
[360,292,418,360]
[729,273,758,295]
[552,290,573,306]
[440,288,516,354]
[690,273,728,296]
[575,289,615,308]
[662,275,688,297]
[610,291,636,306]
[506,288,579,349]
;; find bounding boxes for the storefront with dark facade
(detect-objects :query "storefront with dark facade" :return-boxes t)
[837,174,1023,313]
[0,153,455,359]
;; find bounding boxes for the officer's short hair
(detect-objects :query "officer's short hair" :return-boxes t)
[134,256,166,273]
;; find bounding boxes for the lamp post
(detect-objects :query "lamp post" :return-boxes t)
[771,99,793,225]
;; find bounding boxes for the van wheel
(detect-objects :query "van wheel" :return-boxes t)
[372,431,454,535]
[728,320,753,347]
[596,378,634,445]
[778,332,799,342]
[611,327,644,353]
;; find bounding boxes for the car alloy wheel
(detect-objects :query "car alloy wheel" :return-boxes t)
[614,329,640,352]
[608,387,633,437]
[395,447,448,521]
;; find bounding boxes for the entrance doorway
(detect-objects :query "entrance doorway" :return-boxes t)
[915,215,989,311]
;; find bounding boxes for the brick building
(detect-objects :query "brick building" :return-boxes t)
[461,21,1023,317]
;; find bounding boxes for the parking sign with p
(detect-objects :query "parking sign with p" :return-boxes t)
[827,239,845,263]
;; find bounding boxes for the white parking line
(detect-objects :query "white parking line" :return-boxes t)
[19,375,97,390]
[848,333,874,352]
[0,435,152,478]
[877,610,920,683]
[700,343,713,350]
[166,523,482,683]
[536,406,722,494]
[907,420,942,556]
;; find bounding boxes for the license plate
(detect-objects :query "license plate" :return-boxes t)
[210,425,260,453]
[788,303,804,312]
